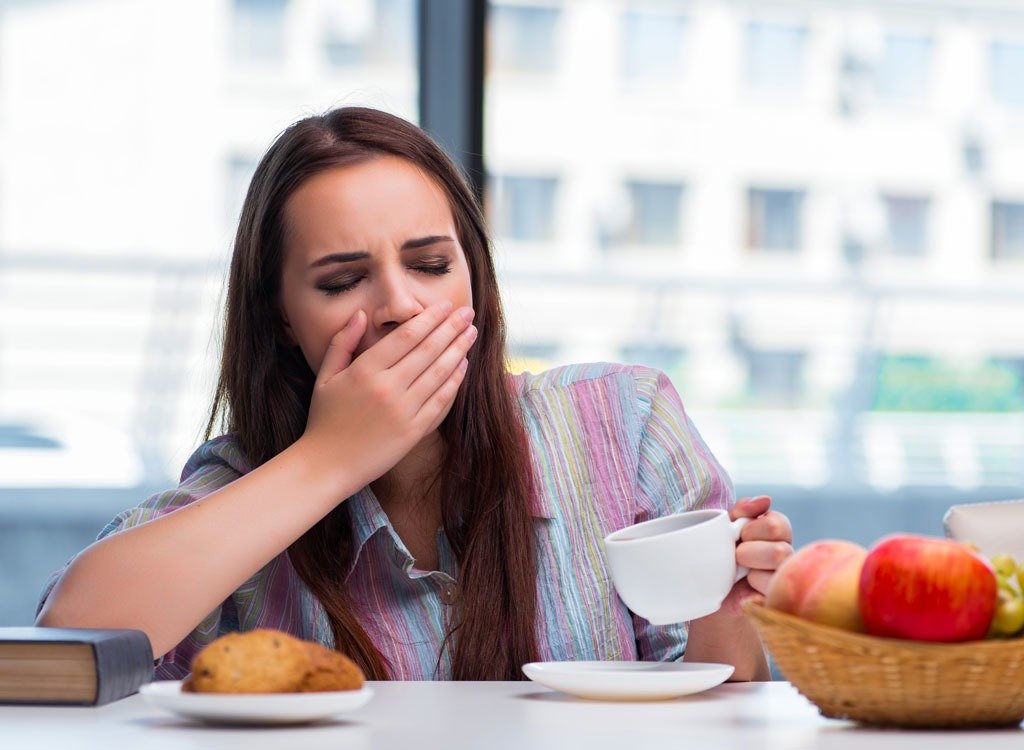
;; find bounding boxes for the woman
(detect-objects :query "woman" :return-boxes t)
[37,107,793,681]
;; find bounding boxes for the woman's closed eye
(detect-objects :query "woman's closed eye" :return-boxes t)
[412,258,452,277]
[317,260,452,296]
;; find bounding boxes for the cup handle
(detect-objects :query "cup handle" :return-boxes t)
[730,516,751,582]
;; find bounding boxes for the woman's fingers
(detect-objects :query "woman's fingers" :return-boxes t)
[356,301,456,371]
[405,318,477,407]
[316,310,367,385]
[419,357,470,434]
[746,569,774,595]
[739,511,792,544]
[737,540,794,571]
[389,306,475,390]
[729,495,771,521]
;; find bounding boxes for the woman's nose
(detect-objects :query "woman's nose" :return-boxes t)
[371,267,424,330]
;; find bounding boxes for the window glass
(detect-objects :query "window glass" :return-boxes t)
[883,195,929,257]
[622,8,686,82]
[991,41,1024,108]
[603,181,685,248]
[876,35,933,102]
[490,4,561,73]
[0,0,419,626]
[748,189,804,251]
[992,201,1024,260]
[489,176,559,241]
[231,0,289,64]
[484,1,1024,552]
[745,22,807,93]
[323,0,416,68]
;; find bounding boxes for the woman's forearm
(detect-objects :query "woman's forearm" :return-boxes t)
[683,609,770,681]
[36,438,359,658]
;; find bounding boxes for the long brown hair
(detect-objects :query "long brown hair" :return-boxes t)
[204,107,538,680]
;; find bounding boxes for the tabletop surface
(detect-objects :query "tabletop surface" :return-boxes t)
[2,680,1023,750]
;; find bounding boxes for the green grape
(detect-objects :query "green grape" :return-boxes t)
[1018,566,1024,593]
[992,554,1017,579]
[998,576,1019,596]
[991,591,1024,637]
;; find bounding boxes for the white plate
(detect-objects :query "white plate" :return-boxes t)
[139,680,373,725]
[522,661,734,701]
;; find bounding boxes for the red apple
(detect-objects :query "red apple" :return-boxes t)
[859,534,997,642]
[766,540,868,632]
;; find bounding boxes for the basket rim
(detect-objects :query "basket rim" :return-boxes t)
[742,596,1024,653]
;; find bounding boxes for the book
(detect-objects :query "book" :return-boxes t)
[0,627,154,706]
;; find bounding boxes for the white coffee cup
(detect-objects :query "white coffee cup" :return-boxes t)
[603,509,750,624]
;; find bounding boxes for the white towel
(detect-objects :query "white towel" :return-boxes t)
[943,498,1024,559]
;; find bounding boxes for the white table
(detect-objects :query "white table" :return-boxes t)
[2,681,1022,750]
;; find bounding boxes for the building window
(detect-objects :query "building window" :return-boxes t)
[883,195,929,257]
[991,41,1024,108]
[230,0,288,65]
[745,350,806,405]
[608,181,684,248]
[745,22,807,93]
[323,0,415,68]
[747,188,804,252]
[876,34,933,102]
[488,175,559,241]
[992,201,1024,260]
[489,4,560,73]
[621,9,686,83]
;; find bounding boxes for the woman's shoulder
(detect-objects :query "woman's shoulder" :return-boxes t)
[179,433,253,483]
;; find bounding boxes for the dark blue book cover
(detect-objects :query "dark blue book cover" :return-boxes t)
[0,627,153,706]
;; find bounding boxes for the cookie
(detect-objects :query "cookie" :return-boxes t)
[188,629,312,694]
[298,641,365,692]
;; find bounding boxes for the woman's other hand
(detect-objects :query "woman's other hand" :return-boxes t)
[718,495,793,616]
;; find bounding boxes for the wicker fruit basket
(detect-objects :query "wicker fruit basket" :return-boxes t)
[742,597,1024,728]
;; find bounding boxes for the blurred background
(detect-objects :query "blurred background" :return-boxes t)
[1,0,1022,626]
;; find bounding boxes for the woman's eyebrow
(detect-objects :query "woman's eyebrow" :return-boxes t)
[309,235,454,268]
[402,235,454,250]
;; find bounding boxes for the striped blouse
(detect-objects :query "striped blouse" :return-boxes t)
[39,363,734,680]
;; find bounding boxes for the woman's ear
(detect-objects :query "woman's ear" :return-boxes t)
[278,311,298,348]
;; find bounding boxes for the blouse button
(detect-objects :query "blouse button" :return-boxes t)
[440,583,457,605]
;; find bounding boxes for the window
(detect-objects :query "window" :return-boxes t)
[490,4,560,73]
[876,34,933,102]
[883,195,929,257]
[745,22,807,93]
[230,0,288,65]
[747,188,804,252]
[991,41,1024,108]
[745,350,806,406]
[489,176,559,241]
[609,181,685,248]
[323,0,416,68]
[992,201,1024,260]
[0,0,420,630]
[621,9,686,82]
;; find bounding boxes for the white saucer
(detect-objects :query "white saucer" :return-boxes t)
[139,680,373,725]
[521,661,734,701]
